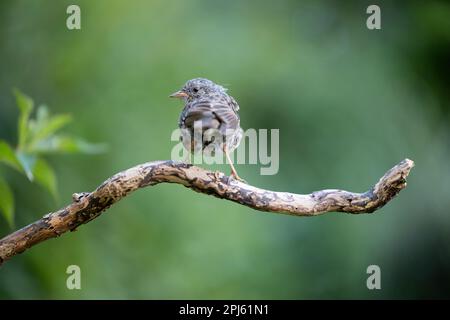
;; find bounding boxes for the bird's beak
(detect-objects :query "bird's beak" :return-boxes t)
[169,91,188,99]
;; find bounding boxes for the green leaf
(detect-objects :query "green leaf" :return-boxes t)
[0,175,14,228]
[16,152,37,181]
[28,106,72,148]
[0,140,23,173]
[28,105,49,136]
[33,158,58,200]
[13,89,34,150]
[36,104,50,122]
[33,136,107,154]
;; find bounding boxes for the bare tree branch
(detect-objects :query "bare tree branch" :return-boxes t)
[0,159,414,266]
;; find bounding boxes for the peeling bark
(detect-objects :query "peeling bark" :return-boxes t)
[0,159,414,266]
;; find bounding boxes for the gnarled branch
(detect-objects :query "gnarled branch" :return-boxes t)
[0,159,414,266]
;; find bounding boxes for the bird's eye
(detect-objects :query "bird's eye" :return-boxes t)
[192,87,199,93]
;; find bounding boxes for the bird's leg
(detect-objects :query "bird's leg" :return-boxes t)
[223,145,245,182]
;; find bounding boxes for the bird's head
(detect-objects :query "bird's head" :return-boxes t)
[169,78,227,101]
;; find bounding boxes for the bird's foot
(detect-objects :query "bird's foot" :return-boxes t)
[230,172,247,183]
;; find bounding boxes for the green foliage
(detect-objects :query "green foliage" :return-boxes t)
[32,135,107,154]
[0,175,14,227]
[15,151,36,181]
[33,158,58,201]
[14,88,33,151]
[0,89,106,227]
[0,141,22,172]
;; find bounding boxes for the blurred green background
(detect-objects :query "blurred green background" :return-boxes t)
[1,0,449,299]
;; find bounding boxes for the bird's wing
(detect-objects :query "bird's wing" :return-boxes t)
[184,100,240,133]
[228,95,240,112]
[182,101,220,130]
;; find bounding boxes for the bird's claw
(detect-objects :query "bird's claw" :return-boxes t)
[230,173,247,183]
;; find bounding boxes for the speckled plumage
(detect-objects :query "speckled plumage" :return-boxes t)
[177,78,242,154]
[170,78,243,179]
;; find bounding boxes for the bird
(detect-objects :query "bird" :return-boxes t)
[170,78,244,181]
